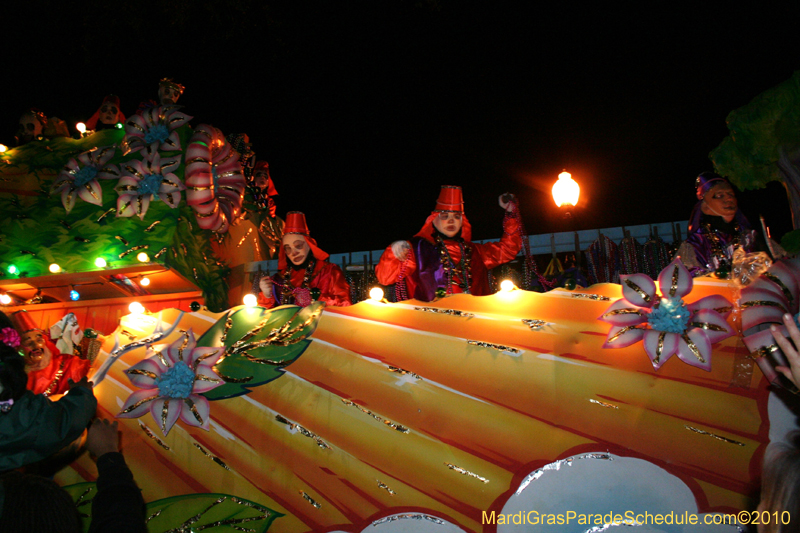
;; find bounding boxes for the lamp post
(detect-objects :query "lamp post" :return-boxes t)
[552,170,580,214]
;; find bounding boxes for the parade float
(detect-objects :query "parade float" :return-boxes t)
[1,94,799,533]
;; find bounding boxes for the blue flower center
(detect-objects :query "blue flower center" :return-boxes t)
[144,124,170,144]
[155,360,195,398]
[73,166,98,188]
[647,297,691,334]
[137,174,163,196]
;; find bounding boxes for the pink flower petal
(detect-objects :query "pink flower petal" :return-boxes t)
[76,180,104,206]
[599,299,648,327]
[150,397,182,436]
[687,295,733,318]
[676,329,712,371]
[643,329,679,370]
[117,389,159,419]
[94,146,116,166]
[689,309,734,344]
[160,156,181,175]
[166,110,192,130]
[742,306,786,332]
[602,325,645,349]
[126,358,163,389]
[77,152,93,167]
[167,331,197,364]
[190,346,225,369]
[179,394,211,430]
[192,367,224,394]
[620,274,657,309]
[97,164,121,180]
[61,187,77,213]
[161,130,182,152]
[743,326,786,354]
[658,260,692,299]
[740,287,791,315]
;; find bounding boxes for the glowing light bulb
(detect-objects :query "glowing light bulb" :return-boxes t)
[0,144,7,153]
[95,257,107,268]
[115,122,123,129]
[7,265,17,275]
[136,252,149,262]
[243,293,257,306]
[129,302,145,314]
[49,263,61,273]
[76,122,86,134]
[500,279,515,292]
[552,171,580,207]
[69,289,80,301]
[0,294,11,305]
[140,277,151,287]
[369,287,385,301]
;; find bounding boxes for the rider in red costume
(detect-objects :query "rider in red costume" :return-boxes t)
[258,212,351,308]
[376,185,522,301]
[11,311,91,397]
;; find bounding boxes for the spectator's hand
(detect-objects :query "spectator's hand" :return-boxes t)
[86,418,119,458]
[498,193,516,212]
[770,313,800,388]
[391,240,411,261]
[68,376,93,391]
[259,277,273,298]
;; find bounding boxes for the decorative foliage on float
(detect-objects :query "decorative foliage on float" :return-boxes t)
[51,146,120,213]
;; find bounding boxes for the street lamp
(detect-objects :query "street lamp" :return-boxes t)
[552,170,580,208]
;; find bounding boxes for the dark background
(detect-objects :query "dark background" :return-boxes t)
[2,1,798,253]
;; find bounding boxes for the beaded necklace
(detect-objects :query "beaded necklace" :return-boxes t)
[702,221,740,270]
[280,256,317,306]
[434,233,472,294]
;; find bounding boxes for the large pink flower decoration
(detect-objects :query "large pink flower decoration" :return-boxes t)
[124,105,192,158]
[115,152,185,219]
[51,146,120,213]
[600,259,734,371]
[117,330,224,436]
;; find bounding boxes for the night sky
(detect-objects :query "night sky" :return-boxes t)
[3,2,799,253]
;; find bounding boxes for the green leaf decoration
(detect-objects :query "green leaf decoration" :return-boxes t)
[710,70,800,190]
[65,484,282,533]
[781,229,800,254]
[199,302,325,401]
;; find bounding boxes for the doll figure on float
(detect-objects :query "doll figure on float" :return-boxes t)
[376,185,522,302]
[674,172,774,277]
[85,94,125,132]
[10,311,91,397]
[15,108,47,145]
[251,161,284,258]
[257,212,351,308]
[158,78,184,105]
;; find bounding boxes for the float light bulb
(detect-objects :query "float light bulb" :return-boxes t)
[7,265,17,275]
[369,287,384,301]
[95,257,107,268]
[115,122,123,129]
[140,277,151,287]
[76,122,86,134]
[137,252,149,263]
[49,263,61,273]
[0,294,11,305]
[69,289,80,301]
[129,301,145,314]
[500,279,515,292]
[0,144,7,153]
[552,170,580,207]
[243,293,257,307]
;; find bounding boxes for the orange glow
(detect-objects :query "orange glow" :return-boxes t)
[552,171,580,207]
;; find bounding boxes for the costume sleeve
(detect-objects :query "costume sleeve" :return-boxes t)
[319,264,352,307]
[376,246,417,284]
[257,292,276,309]
[49,386,98,443]
[473,211,522,270]
[88,452,147,533]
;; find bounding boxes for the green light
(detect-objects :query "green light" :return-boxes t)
[7,265,17,274]
[115,122,123,129]
[95,257,108,268]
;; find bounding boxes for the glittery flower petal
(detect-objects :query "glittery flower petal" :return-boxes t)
[179,394,211,430]
[116,194,139,218]
[94,146,117,166]
[76,179,104,206]
[657,260,692,299]
[61,187,77,213]
[643,329,679,370]
[190,346,224,369]
[126,358,164,389]
[97,164,121,180]
[619,274,656,309]
[160,130,182,152]
[599,300,648,327]
[192,367,225,394]
[160,156,181,175]
[740,287,791,315]
[602,325,644,349]
[117,389,160,419]
[167,331,198,365]
[66,159,81,173]
[162,172,185,192]
[690,309,734,344]
[77,152,93,167]
[150,397,181,436]
[687,295,733,319]
[166,111,192,130]
[676,330,712,372]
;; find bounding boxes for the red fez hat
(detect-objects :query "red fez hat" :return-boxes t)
[254,161,269,173]
[10,310,40,334]
[434,185,464,213]
[284,211,310,235]
[278,212,330,270]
